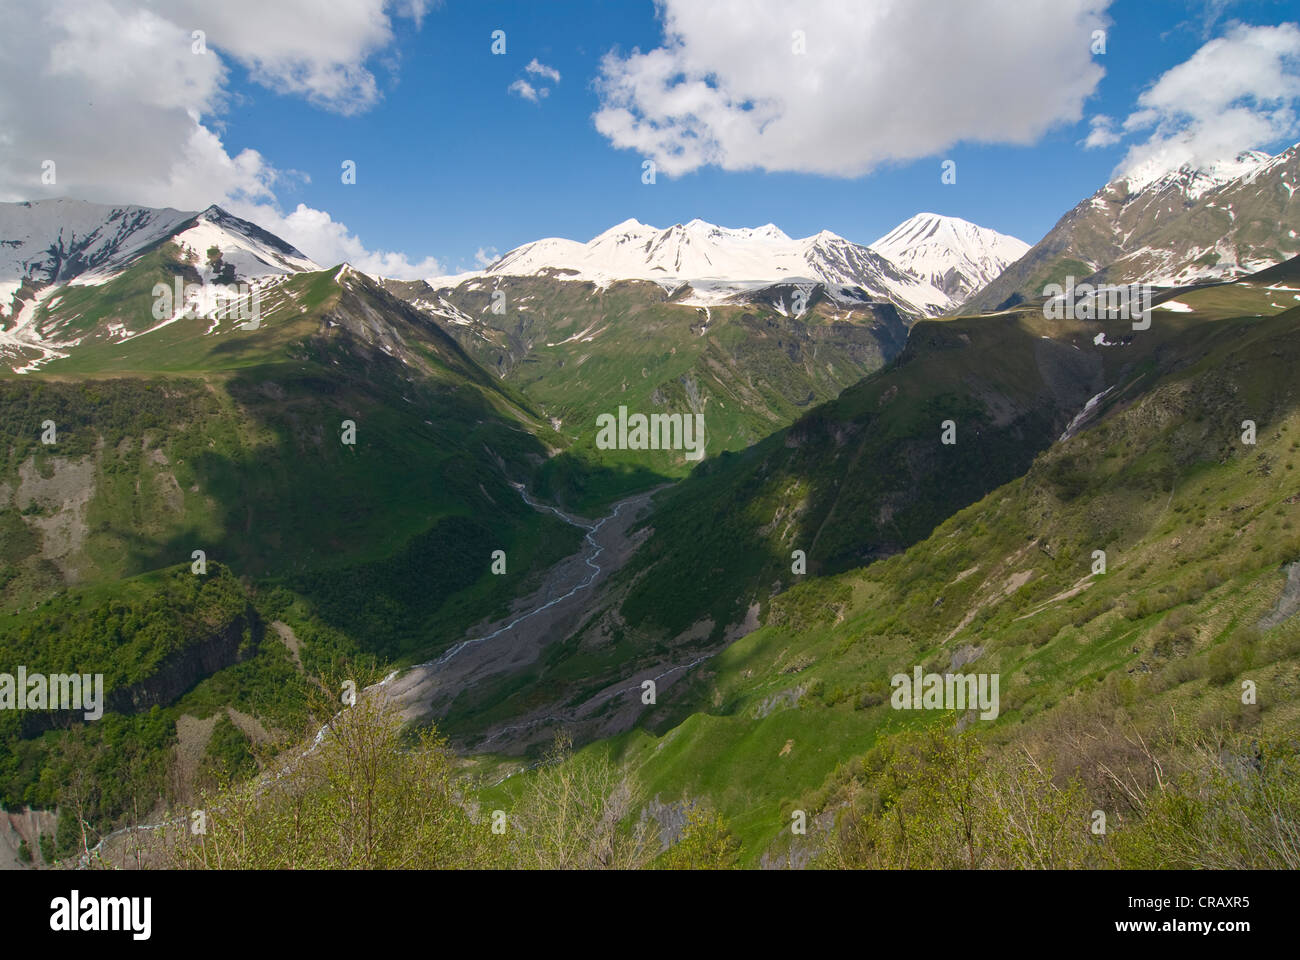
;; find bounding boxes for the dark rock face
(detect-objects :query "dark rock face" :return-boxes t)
[18,610,261,737]
[107,613,261,714]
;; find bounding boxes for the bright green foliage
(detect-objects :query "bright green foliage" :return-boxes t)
[198,715,257,788]
[170,698,492,869]
[660,806,742,870]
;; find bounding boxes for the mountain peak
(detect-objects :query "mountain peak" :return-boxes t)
[807,228,847,244]
[966,140,1300,312]
[1116,149,1272,200]
[169,206,320,278]
[869,213,1029,304]
[603,217,646,233]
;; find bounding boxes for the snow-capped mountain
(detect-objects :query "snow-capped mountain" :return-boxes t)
[0,199,193,313]
[487,219,802,283]
[430,217,1025,317]
[1106,145,1300,284]
[1,200,324,373]
[869,213,1029,303]
[163,206,320,284]
[1115,150,1271,200]
[966,143,1300,312]
[0,200,319,318]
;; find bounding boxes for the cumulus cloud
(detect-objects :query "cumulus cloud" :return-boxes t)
[229,201,442,278]
[592,0,1110,177]
[508,78,547,102]
[473,246,499,268]
[525,59,561,84]
[1113,22,1300,177]
[0,0,437,278]
[510,59,560,102]
[140,0,412,115]
[1083,114,1122,149]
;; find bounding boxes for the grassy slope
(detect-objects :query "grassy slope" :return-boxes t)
[478,282,1300,864]
[407,277,908,511]
[434,271,1300,751]
[3,252,586,659]
[609,303,1117,640]
[0,253,598,843]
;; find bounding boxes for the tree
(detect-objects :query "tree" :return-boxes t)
[506,732,658,869]
[821,725,1107,869]
[660,805,741,869]
[165,692,492,869]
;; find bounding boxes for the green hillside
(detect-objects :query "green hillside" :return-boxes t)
[9,231,1300,873]
[418,266,1300,758]
[390,276,910,509]
[0,246,606,852]
[478,283,1300,865]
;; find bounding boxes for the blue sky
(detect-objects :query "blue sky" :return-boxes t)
[4,0,1299,277]
[202,0,1298,271]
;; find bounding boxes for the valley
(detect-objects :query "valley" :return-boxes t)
[3,138,1300,872]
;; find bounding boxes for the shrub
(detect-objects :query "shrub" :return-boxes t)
[1208,628,1258,686]
[660,807,741,870]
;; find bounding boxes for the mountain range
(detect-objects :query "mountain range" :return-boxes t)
[1,202,1029,330]
[3,138,1300,871]
[430,213,1027,318]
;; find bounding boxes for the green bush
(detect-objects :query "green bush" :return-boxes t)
[1208,628,1258,686]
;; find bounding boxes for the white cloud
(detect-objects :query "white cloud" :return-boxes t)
[138,0,407,115]
[1083,114,1122,148]
[0,0,436,278]
[510,60,560,102]
[1113,22,1300,178]
[592,0,1110,177]
[509,78,546,102]
[525,59,561,84]
[229,201,442,279]
[474,246,499,268]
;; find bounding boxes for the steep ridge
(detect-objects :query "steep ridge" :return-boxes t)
[967,144,1300,312]
[0,211,610,854]
[604,258,1300,647]
[1102,144,1300,285]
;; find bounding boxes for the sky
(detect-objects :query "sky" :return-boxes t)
[2,0,1299,278]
